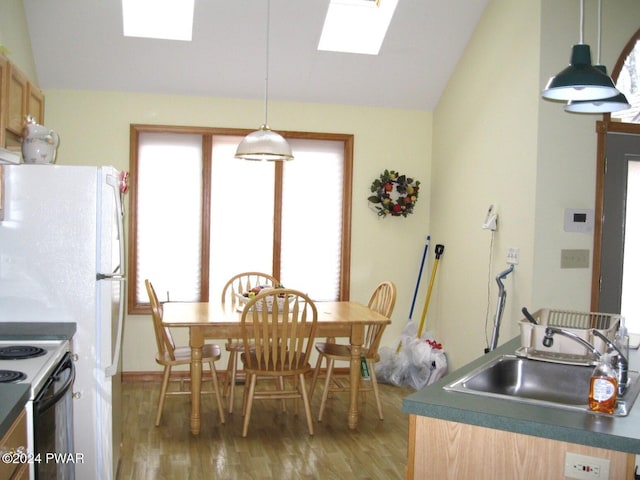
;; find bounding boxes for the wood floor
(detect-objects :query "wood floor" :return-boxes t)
[117,377,413,479]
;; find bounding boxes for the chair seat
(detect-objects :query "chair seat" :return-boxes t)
[157,343,222,365]
[315,342,379,362]
[309,281,396,424]
[241,351,310,375]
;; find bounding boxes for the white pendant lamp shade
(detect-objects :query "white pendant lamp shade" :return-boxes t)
[235,0,293,162]
[564,92,631,113]
[542,44,619,101]
[234,124,293,161]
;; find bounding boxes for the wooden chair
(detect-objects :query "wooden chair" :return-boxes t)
[239,289,318,437]
[221,272,279,414]
[145,279,225,426]
[309,281,396,421]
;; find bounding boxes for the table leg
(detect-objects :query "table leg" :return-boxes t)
[348,325,364,429]
[190,327,204,435]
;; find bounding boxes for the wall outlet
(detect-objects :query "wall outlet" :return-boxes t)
[560,249,590,269]
[506,247,519,265]
[564,452,610,479]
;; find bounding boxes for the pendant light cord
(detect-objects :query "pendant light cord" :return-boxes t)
[579,0,584,44]
[263,0,271,127]
[596,0,602,64]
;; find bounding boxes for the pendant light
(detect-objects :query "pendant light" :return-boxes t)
[564,0,630,113]
[235,0,293,161]
[541,0,619,102]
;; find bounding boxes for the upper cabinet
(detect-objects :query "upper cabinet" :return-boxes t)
[0,55,8,148]
[0,53,45,150]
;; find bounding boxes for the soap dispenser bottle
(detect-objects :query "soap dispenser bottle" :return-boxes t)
[589,353,618,414]
[614,317,630,363]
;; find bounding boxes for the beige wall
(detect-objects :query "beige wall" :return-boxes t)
[430,0,540,369]
[42,91,432,371]
[0,0,38,81]
[2,0,639,374]
[430,0,640,371]
[533,0,640,311]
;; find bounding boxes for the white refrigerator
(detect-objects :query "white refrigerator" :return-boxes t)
[0,164,127,480]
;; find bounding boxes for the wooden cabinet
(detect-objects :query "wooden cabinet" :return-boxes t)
[0,53,45,150]
[0,409,29,480]
[27,83,44,128]
[6,64,28,137]
[0,55,8,147]
[405,415,636,480]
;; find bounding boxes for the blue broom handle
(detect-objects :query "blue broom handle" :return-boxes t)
[409,235,430,320]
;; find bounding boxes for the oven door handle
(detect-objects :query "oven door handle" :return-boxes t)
[34,355,76,414]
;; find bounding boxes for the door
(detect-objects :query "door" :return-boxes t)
[597,131,640,333]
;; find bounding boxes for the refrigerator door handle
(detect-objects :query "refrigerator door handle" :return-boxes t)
[104,171,127,378]
[96,272,125,280]
[105,277,126,377]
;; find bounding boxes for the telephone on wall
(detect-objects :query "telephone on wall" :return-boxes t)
[483,205,498,231]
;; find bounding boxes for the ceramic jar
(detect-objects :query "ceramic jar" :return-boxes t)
[22,116,59,164]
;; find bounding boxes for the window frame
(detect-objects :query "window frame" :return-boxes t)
[128,124,353,314]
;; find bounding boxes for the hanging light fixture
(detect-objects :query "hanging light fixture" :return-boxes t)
[564,0,630,113]
[235,0,293,161]
[541,0,619,102]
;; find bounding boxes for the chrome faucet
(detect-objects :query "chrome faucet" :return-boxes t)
[542,326,629,397]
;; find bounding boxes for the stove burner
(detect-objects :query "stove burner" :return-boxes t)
[0,370,27,383]
[0,345,47,360]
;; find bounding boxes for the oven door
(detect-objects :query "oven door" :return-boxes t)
[33,352,75,480]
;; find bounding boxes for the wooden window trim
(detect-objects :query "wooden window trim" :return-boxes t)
[128,124,353,313]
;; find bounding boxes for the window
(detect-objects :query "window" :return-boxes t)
[128,125,353,313]
[612,33,639,123]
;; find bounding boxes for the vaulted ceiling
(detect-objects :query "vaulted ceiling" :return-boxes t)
[23,0,489,111]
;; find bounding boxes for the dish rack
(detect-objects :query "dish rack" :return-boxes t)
[517,309,622,365]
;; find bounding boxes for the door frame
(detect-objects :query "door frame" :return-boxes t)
[591,120,640,311]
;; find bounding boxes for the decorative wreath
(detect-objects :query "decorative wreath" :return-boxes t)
[368,169,420,218]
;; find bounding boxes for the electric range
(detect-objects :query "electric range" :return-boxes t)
[0,339,71,398]
[0,339,74,480]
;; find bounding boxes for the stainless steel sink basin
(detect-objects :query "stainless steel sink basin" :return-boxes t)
[443,355,640,416]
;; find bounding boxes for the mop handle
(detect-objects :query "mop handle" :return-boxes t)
[409,235,430,319]
[417,244,445,339]
[396,236,430,353]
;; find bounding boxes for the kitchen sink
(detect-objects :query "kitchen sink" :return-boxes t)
[443,354,640,416]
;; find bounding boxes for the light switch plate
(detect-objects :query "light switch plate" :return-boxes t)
[561,249,590,268]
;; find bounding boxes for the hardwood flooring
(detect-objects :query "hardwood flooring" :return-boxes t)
[117,377,413,479]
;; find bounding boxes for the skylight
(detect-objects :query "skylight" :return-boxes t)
[122,0,195,41]
[318,0,398,55]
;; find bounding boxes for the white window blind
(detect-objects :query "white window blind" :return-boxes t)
[208,136,275,301]
[136,132,203,303]
[280,139,344,300]
[207,136,344,301]
[132,129,348,310]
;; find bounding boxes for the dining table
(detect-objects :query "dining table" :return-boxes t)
[161,300,391,435]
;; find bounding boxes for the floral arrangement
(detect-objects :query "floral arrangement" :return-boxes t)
[368,169,420,218]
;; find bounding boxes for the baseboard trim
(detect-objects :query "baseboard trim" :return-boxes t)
[122,367,351,383]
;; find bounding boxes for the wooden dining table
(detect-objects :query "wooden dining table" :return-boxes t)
[161,300,391,435]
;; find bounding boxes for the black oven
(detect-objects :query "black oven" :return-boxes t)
[33,352,75,480]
